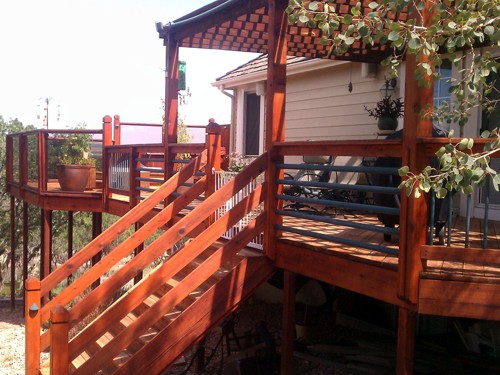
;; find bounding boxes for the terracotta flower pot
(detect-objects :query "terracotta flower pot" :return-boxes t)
[56,164,94,192]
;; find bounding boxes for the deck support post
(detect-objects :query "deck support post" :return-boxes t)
[164,31,179,182]
[23,202,29,314]
[264,0,288,260]
[40,209,52,283]
[398,3,435,304]
[50,305,70,375]
[67,211,74,285]
[280,270,296,375]
[205,123,222,225]
[396,307,416,375]
[10,196,16,310]
[25,277,41,375]
[92,212,103,289]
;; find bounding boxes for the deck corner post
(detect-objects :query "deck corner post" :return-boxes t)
[103,115,113,147]
[25,277,41,375]
[50,305,70,375]
[396,306,417,375]
[398,3,435,304]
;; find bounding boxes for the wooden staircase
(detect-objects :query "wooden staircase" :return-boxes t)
[27,152,274,374]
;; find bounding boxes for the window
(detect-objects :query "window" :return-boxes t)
[433,59,453,128]
[244,93,261,155]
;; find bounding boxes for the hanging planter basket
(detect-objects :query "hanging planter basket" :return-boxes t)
[377,117,398,131]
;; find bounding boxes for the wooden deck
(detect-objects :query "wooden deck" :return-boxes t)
[280,213,500,282]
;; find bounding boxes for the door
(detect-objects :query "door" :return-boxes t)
[244,93,261,156]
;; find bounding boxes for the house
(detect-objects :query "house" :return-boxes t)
[214,53,500,222]
[6,1,500,374]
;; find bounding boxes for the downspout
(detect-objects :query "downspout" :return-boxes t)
[218,85,236,153]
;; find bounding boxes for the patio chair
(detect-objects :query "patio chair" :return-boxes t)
[283,154,332,212]
[319,156,364,212]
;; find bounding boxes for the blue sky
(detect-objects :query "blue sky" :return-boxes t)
[0,0,257,133]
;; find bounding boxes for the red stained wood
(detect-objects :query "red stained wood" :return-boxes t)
[25,277,41,375]
[73,214,267,374]
[112,253,274,375]
[40,151,208,296]
[419,279,500,320]
[396,307,416,375]
[274,139,402,158]
[275,242,404,307]
[421,245,500,266]
[50,305,69,375]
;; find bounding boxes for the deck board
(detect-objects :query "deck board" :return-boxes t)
[280,212,500,283]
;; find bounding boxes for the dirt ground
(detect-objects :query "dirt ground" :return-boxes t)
[0,305,29,375]
[0,300,338,375]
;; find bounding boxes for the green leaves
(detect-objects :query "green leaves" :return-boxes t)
[285,0,499,130]
[400,130,500,199]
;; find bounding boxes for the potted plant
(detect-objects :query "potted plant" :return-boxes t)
[365,95,404,131]
[56,131,96,192]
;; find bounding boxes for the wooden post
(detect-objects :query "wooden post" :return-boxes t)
[23,202,28,315]
[264,0,288,260]
[38,131,48,192]
[280,270,296,375]
[25,277,41,375]
[40,209,52,281]
[113,114,121,145]
[92,212,103,289]
[6,135,13,193]
[20,134,28,197]
[396,307,416,375]
[103,115,113,146]
[50,305,70,375]
[67,211,74,286]
[205,123,222,227]
[205,123,222,197]
[102,117,112,207]
[164,32,179,182]
[10,197,16,310]
[398,4,435,304]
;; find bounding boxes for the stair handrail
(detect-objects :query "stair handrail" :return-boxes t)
[37,152,267,357]
[62,152,266,324]
[69,180,267,372]
[40,150,208,298]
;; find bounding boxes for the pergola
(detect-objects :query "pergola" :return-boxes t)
[157,1,433,374]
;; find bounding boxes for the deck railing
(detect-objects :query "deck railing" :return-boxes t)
[25,152,268,374]
[6,129,104,195]
[214,170,265,249]
[273,138,495,255]
[270,140,404,257]
[103,143,205,206]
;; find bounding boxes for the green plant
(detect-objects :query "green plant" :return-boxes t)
[59,131,95,166]
[399,128,500,198]
[227,152,251,172]
[286,0,499,126]
[365,96,404,119]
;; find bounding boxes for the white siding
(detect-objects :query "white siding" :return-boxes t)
[285,62,393,141]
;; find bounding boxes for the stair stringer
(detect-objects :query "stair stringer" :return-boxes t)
[115,254,275,375]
